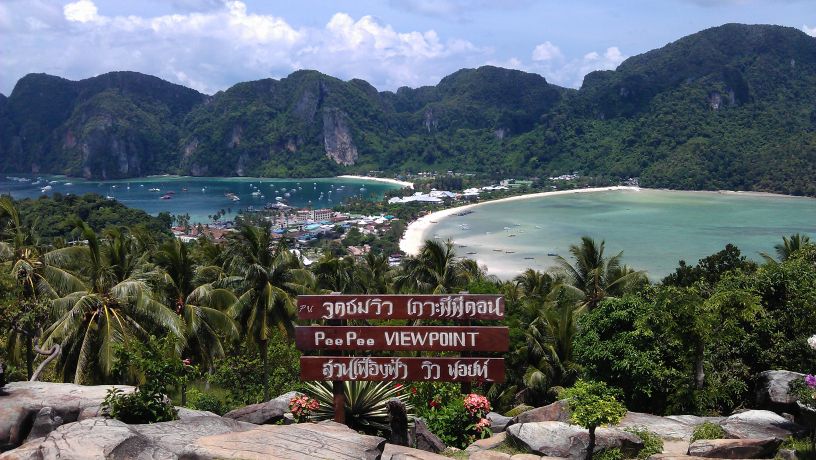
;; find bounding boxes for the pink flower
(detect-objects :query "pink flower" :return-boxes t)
[806,374,816,388]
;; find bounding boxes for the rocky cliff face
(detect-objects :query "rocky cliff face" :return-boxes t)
[322,108,358,166]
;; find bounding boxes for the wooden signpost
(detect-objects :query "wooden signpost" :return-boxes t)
[295,294,507,423]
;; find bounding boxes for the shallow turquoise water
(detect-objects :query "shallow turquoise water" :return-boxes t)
[424,189,816,280]
[0,175,399,223]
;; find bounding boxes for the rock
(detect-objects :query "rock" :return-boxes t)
[618,412,697,440]
[222,390,301,425]
[0,381,134,451]
[176,406,219,419]
[1,416,252,459]
[489,412,513,433]
[648,455,708,460]
[322,108,358,166]
[664,415,724,427]
[513,400,570,425]
[755,371,805,414]
[190,420,385,459]
[469,450,512,460]
[466,432,507,452]
[412,418,446,453]
[382,443,449,459]
[511,455,544,460]
[777,447,797,460]
[0,418,162,460]
[507,422,643,459]
[23,407,63,443]
[721,410,807,439]
[687,438,782,458]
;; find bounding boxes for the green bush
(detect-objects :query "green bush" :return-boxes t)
[103,387,176,424]
[186,388,230,415]
[423,397,473,448]
[625,428,664,459]
[595,448,623,460]
[305,381,413,434]
[691,422,726,442]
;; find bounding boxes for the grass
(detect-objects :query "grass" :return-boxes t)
[691,422,726,443]
[780,436,816,460]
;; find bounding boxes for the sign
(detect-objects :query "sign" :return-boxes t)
[295,326,509,352]
[300,357,505,382]
[297,294,504,321]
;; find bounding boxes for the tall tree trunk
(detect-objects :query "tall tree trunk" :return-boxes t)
[261,338,269,401]
[586,426,596,460]
[694,340,705,390]
[25,335,33,380]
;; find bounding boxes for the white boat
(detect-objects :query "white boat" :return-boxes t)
[149,188,161,192]
[40,185,52,192]
[251,191,262,197]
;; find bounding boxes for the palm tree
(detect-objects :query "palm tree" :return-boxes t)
[0,197,83,378]
[225,225,314,400]
[40,220,183,383]
[393,239,468,294]
[761,233,812,263]
[518,285,583,405]
[154,239,238,372]
[312,254,360,293]
[358,252,392,294]
[556,236,642,310]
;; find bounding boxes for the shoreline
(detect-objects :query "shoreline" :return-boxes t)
[399,186,641,256]
[337,175,414,189]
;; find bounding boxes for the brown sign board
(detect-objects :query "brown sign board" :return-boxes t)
[297,294,504,321]
[300,356,505,382]
[295,326,509,352]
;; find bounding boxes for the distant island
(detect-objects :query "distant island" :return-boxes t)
[0,23,814,196]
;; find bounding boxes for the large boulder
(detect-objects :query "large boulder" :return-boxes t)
[222,390,300,425]
[512,400,570,425]
[720,410,806,439]
[0,381,134,451]
[755,370,805,414]
[382,443,449,459]
[23,407,63,443]
[618,412,697,440]
[489,412,513,433]
[412,418,446,453]
[687,438,783,458]
[507,421,643,459]
[189,420,385,459]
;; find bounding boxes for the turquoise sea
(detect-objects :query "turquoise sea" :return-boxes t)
[423,189,816,280]
[0,175,401,223]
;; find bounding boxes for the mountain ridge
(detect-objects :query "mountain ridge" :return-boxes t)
[1,23,814,195]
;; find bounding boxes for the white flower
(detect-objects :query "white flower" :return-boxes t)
[808,335,816,350]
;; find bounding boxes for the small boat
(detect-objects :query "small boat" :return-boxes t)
[505,251,515,254]
[508,234,516,237]
[457,245,467,248]
[547,253,558,257]
[105,195,115,200]
[181,188,188,192]
[149,188,161,192]
[160,193,172,200]
[429,221,438,224]
[65,182,73,186]
[466,252,477,255]
[493,249,503,252]
[251,191,262,197]
[524,257,535,260]
[40,185,53,192]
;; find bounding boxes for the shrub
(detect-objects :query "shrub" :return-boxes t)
[186,388,229,415]
[289,395,320,423]
[562,380,627,460]
[423,393,493,449]
[691,422,726,442]
[595,448,623,460]
[624,428,664,459]
[102,336,186,424]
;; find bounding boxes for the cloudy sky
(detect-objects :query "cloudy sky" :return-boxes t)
[1,0,814,95]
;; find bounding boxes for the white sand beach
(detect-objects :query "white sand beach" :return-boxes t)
[399,186,640,256]
[337,175,414,189]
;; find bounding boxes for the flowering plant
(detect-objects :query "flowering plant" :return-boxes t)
[463,393,491,418]
[791,335,816,408]
[289,395,320,423]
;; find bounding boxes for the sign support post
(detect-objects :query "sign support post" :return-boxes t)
[332,380,345,423]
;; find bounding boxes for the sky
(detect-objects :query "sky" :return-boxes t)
[1,0,814,96]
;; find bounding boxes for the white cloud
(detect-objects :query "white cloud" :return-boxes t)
[532,41,562,61]
[63,0,102,23]
[803,24,816,37]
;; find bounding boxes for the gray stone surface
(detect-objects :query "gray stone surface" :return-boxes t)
[1,418,386,460]
[382,443,449,460]
[687,438,782,458]
[23,407,63,443]
[513,401,570,425]
[755,370,805,413]
[0,381,134,450]
[222,390,301,425]
[489,411,513,433]
[507,422,643,460]
[190,420,385,459]
[618,412,696,440]
[720,410,807,439]
[469,450,512,460]
[466,432,507,452]
[412,418,446,453]
[175,407,219,419]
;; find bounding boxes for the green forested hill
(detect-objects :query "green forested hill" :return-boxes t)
[1,24,814,194]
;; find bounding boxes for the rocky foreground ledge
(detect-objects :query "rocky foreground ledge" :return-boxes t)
[0,378,810,460]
